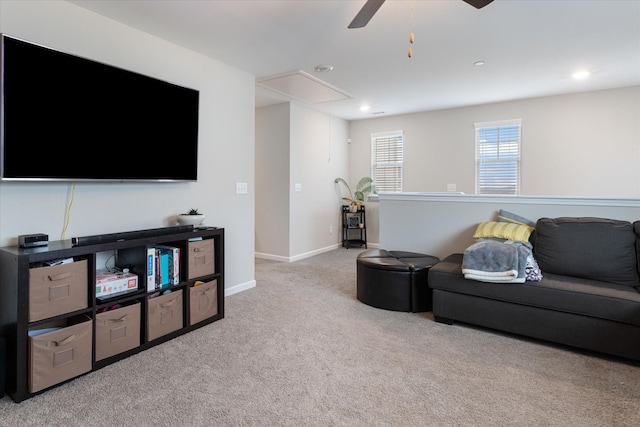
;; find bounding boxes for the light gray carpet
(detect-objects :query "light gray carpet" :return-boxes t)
[1,247,639,426]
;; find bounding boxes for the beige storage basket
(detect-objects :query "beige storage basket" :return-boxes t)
[95,302,141,361]
[29,315,92,393]
[147,290,183,341]
[29,260,88,322]
[187,239,215,279]
[189,279,218,325]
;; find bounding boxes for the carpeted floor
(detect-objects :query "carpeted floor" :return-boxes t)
[1,247,639,426]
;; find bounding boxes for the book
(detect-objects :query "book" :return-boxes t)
[169,246,180,285]
[147,245,181,291]
[147,247,156,292]
[159,251,170,288]
[155,249,161,289]
[155,245,180,287]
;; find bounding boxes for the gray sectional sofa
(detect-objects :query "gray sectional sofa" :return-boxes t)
[428,217,640,361]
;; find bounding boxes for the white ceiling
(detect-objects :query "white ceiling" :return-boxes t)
[69,0,640,121]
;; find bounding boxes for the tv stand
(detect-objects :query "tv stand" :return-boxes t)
[0,226,224,402]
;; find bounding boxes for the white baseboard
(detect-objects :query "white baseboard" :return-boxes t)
[225,279,256,297]
[289,244,342,262]
[240,243,379,297]
[254,252,291,262]
[255,243,346,263]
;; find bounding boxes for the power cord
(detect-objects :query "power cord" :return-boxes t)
[61,182,76,240]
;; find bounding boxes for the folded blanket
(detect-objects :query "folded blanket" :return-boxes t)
[462,239,531,283]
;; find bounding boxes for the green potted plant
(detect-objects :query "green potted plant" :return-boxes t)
[177,208,205,226]
[334,177,375,212]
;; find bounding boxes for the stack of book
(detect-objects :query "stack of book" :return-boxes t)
[147,245,180,292]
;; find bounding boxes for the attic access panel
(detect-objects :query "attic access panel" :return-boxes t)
[256,70,353,104]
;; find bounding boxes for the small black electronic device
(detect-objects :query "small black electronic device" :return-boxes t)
[19,233,48,248]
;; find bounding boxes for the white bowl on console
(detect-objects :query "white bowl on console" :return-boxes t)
[176,214,205,226]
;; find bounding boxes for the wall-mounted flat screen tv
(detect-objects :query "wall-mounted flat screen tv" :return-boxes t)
[0,34,199,182]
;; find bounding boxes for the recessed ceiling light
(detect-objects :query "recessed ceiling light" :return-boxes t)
[572,70,590,80]
[474,61,485,66]
[360,105,370,112]
[314,65,334,73]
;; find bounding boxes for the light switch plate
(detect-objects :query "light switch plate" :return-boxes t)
[236,182,248,194]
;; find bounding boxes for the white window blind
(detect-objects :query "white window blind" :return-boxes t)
[371,131,403,193]
[475,120,521,195]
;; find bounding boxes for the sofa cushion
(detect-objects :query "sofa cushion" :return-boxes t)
[429,254,640,326]
[473,221,534,243]
[497,209,536,227]
[534,217,639,287]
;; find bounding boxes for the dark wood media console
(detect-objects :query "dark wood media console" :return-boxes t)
[0,226,224,402]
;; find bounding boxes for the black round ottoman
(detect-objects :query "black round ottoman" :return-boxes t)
[357,249,439,312]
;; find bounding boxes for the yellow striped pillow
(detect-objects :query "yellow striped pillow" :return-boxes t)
[473,221,534,243]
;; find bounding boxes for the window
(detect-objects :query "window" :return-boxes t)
[475,120,521,195]
[371,131,403,193]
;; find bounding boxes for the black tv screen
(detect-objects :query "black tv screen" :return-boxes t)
[0,34,199,182]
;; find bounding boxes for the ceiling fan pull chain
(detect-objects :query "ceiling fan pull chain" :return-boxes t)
[408,31,414,57]
[408,1,414,58]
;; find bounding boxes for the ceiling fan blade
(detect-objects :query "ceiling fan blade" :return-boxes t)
[348,0,386,29]
[463,0,494,9]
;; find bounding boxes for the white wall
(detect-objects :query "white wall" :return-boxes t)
[255,102,349,261]
[379,193,640,260]
[290,103,349,258]
[255,104,290,257]
[349,86,640,198]
[0,0,256,294]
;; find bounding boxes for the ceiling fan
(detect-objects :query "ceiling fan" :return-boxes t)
[348,0,494,29]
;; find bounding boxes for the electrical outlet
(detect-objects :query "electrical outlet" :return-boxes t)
[447,183,457,192]
[329,226,333,235]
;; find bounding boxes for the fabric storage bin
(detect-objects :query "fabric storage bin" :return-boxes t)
[147,290,183,341]
[95,302,141,361]
[28,315,92,393]
[29,259,88,322]
[189,279,218,325]
[187,239,215,279]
